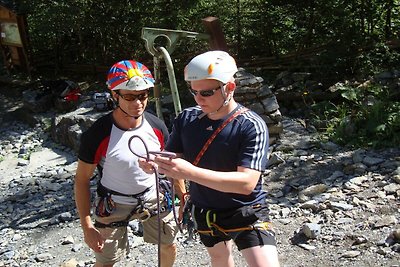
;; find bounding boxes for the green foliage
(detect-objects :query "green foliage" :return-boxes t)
[21,0,400,72]
[356,43,400,76]
[16,0,400,149]
[311,83,400,148]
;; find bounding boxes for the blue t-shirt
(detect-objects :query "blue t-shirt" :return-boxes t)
[166,104,269,210]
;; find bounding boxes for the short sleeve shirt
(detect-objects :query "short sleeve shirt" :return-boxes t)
[78,111,169,204]
[165,104,269,209]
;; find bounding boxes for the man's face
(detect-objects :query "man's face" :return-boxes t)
[189,79,225,113]
[113,89,149,116]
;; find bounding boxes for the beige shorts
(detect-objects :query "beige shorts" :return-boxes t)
[93,201,178,265]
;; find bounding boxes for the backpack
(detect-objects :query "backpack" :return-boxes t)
[93,92,114,111]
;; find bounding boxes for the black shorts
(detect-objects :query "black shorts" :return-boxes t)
[192,204,277,251]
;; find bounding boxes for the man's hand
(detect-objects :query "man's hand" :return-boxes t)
[154,156,194,180]
[83,226,105,253]
[138,158,158,174]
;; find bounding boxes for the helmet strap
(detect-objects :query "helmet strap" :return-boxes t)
[114,97,141,119]
[208,85,232,116]
[117,105,141,119]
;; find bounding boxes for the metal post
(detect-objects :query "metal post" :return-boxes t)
[158,47,181,116]
[152,56,164,120]
[141,27,210,120]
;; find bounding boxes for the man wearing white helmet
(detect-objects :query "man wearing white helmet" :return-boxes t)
[140,51,280,266]
[74,60,185,267]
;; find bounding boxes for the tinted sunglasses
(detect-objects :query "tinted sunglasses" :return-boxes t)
[116,90,149,101]
[188,85,222,97]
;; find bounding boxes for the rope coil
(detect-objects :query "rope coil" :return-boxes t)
[128,135,180,267]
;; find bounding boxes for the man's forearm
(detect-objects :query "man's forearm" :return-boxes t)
[173,178,187,199]
[74,181,94,230]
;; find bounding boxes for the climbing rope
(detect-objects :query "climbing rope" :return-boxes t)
[127,135,179,267]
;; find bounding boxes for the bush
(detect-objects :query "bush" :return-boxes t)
[310,83,400,148]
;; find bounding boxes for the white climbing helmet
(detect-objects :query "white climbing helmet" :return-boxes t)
[184,50,238,83]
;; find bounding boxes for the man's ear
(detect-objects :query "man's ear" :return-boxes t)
[226,82,236,91]
[111,90,117,99]
[110,91,119,104]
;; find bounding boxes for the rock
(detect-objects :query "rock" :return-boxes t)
[60,258,79,267]
[328,201,354,211]
[392,174,400,184]
[392,229,400,241]
[369,215,398,228]
[297,243,316,250]
[62,235,75,245]
[341,250,361,258]
[362,156,385,166]
[35,252,53,262]
[302,223,321,239]
[299,184,328,197]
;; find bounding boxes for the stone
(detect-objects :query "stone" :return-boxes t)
[341,250,361,258]
[60,258,79,267]
[299,184,328,197]
[302,223,321,239]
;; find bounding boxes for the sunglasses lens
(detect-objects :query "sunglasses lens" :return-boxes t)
[189,87,219,97]
[200,90,214,97]
[136,94,146,101]
[119,92,148,101]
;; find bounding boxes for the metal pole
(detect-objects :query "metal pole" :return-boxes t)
[141,27,210,120]
[152,56,164,120]
[157,47,182,116]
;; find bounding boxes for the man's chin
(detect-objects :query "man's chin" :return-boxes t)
[130,110,143,116]
[199,106,210,112]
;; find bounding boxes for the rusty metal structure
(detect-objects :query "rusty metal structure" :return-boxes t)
[141,17,228,120]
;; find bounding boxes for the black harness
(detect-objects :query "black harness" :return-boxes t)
[94,182,169,228]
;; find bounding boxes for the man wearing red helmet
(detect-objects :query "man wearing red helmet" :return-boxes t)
[74,60,185,267]
[140,51,280,267]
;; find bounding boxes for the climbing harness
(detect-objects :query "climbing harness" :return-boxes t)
[196,209,273,237]
[94,182,164,223]
[95,182,150,218]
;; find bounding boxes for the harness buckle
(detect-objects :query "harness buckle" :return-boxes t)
[136,209,151,222]
[209,223,229,237]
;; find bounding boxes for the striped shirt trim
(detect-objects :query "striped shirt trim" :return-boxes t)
[242,111,268,170]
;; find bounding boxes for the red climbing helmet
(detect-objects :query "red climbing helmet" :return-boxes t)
[106,60,155,91]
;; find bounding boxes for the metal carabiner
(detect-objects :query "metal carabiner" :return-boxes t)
[137,209,151,222]
[206,210,216,228]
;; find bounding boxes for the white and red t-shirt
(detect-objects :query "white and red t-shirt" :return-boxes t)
[78,111,169,204]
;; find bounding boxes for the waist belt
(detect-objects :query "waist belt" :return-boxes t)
[95,182,171,228]
[95,220,129,228]
[194,204,273,237]
[97,182,150,199]
[94,202,171,228]
[197,221,273,237]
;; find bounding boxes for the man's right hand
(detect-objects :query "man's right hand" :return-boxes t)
[83,226,105,253]
[138,158,157,174]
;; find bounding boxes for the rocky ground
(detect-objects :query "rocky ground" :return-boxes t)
[0,90,399,267]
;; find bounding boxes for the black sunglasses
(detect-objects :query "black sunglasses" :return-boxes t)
[116,91,149,101]
[188,85,222,97]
